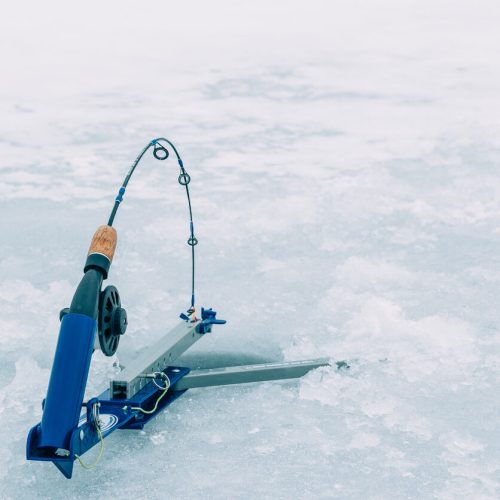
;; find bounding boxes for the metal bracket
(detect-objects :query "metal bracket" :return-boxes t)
[172,358,332,390]
[110,320,203,399]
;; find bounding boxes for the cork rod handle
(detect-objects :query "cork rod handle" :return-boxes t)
[87,225,117,262]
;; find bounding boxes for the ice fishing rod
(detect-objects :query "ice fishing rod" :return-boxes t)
[26,138,334,479]
[108,137,198,316]
[61,138,199,358]
[26,137,229,478]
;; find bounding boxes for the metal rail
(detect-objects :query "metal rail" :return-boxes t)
[110,320,204,398]
[172,358,331,390]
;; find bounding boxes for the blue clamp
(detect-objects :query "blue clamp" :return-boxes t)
[197,308,226,334]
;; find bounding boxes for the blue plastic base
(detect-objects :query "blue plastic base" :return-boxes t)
[26,366,190,478]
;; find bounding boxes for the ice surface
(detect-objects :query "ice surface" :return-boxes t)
[1,0,499,498]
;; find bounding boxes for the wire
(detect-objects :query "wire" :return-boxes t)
[107,138,197,311]
[75,426,104,469]
[74,405,105,470]
[127,373,171,415]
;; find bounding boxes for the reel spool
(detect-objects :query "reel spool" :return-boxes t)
[98,285,127,356]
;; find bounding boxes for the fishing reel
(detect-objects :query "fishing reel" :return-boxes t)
[97,285,127,356]
[60,284,127,357]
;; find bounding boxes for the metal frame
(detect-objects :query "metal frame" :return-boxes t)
[110,320,334,398]
[110,320,204,399]
[172,358,331,390]
[28,314,340,479]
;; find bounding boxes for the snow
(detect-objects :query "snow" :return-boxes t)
[1,0,500,498]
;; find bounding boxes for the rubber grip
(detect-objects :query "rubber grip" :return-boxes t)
[87,225,117,262]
